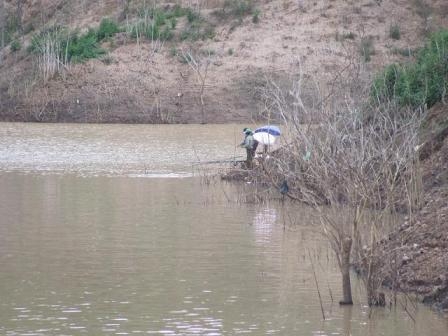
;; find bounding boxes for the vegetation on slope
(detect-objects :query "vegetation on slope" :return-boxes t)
[373,29,448,108]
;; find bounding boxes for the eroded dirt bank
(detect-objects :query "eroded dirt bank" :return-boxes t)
[379,104,448,311]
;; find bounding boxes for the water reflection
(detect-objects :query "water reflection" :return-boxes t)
[342,306,353,336]
[252,208,277,245]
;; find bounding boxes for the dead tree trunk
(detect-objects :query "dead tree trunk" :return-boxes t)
[339,236,353,305]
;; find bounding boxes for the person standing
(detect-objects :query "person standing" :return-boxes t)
[240,128,256,169]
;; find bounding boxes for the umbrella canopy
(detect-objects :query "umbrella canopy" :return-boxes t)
[254,125,281,137]
[253,132,277,145]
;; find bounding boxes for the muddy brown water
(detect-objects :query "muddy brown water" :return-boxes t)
[0,123,446,335]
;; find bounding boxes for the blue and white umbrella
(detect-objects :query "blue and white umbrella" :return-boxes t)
[254,125,281,136]
[253,125,281,145]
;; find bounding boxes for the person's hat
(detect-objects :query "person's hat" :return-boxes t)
[243,127,252,134]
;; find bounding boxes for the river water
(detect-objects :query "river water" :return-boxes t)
[0,123,446,336]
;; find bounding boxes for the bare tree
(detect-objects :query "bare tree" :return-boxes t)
[181,48,212,124]
[257,60,424,306]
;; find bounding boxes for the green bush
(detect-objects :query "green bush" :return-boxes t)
[68,29,105,62]
[97,18,120,41]
[372,29,448,108]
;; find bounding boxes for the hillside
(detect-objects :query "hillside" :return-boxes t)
[381,103,448,310]
[1,0,448,123]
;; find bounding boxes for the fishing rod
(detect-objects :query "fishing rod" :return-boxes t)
[191,156,245,165]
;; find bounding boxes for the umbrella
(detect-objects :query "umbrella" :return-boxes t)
[253,132,277,145]
[254,125,281,137]
[253,125,281,145]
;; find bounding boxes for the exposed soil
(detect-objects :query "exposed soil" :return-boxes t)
[1,0,448,123]
[378,103,448,311]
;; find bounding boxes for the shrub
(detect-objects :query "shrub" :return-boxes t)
[389,24,401,40]
[127,5,215,43]
[68,29,105,62]
[360,36,375,62]
[10,39,21,52]
[372,29,448,108]
[97,18,120,41]
[29,27,105,63]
